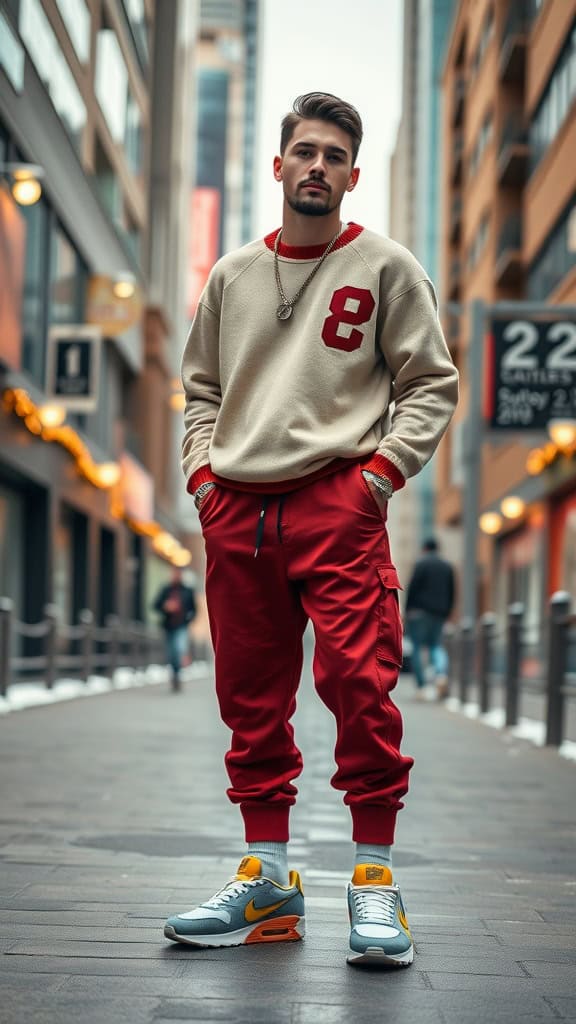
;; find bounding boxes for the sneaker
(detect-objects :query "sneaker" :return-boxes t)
[435,675,449,700]
[163,855,305,947]
[347,864,413,967]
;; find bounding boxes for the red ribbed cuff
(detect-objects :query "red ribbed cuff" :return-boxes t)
[241,802,291,842]
[350,805,399,845]
[187,463,217,494]
[362,454,405,492]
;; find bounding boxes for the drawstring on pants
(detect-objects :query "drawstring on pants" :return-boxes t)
[253,496,286,557]
[254,497,270,558]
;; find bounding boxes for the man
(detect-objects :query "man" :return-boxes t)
[164,93,458,967]
[405,538,455,701]
[153,568,196,692]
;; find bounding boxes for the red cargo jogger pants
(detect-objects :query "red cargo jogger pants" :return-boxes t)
[199,461,414,845]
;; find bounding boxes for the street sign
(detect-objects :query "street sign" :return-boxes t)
[45,325,101,412]
[485,317,576,430]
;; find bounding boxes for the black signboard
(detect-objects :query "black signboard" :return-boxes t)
[486,318,576,430]
[46,326,101,411]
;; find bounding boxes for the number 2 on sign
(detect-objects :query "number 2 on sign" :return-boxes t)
[502,321,576,372]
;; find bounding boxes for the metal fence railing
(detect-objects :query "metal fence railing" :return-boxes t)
[444,592,575,749]
[0,598,167,698]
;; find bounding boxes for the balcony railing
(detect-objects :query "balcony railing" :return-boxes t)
[495,212,523,286]
[452,76,466,127]
[498,113,529,186]
[500,0,530,81]
[451,134,464,185]
[450,194,463,244]
[448,257,462,299]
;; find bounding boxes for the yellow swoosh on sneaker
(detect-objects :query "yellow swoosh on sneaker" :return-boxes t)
[245,896,292,923]
[398,907,411,935]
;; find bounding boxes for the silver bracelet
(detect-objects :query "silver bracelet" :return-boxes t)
[362,470,394,500]
[194,481,216,509]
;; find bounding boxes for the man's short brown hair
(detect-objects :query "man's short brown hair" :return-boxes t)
[280,92,363,165]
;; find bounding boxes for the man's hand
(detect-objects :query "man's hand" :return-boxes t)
[365,478,389,516]
[362,470,393,516]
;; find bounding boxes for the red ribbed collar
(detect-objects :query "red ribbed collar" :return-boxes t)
[264,222,364,259]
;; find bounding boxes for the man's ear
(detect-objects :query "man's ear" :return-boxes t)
[347,167,360,192]
[273,155,283,181]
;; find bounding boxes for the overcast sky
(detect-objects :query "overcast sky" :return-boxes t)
[254,0,404,238]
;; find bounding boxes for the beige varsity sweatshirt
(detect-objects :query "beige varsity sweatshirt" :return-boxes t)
[181,223,458,495]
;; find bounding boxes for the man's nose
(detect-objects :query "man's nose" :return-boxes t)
[309,154,327,176]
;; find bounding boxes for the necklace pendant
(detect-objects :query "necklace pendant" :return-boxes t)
[276,302,293,320]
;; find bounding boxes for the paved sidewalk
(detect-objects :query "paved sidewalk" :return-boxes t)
[1,639,575,1024]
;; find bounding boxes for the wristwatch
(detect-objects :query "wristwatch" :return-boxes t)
[362,470,394,500]
[194,481,216,510]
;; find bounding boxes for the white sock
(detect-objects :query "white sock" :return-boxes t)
[355,843,393,874]
[247,841,289,886]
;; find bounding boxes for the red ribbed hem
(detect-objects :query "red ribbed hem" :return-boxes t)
[350,805,399,845]
[241,803,291,842]
[363,454,405,492]
[264,222,364,258]
[188,464,218,493]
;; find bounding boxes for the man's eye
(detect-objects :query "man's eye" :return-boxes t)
[298,149,312,157]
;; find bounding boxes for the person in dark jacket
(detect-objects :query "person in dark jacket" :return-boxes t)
[405,538,455,700]
[153,569,197,691]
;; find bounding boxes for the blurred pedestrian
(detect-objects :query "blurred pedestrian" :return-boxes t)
[166,92,458,965]
[153,568,196,692]
[405,538,455,701]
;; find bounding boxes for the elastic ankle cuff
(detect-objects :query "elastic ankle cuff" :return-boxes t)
[351,805,398,845]
[241,803,291,842]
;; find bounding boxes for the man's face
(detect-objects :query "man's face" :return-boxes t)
[273,119,359,217]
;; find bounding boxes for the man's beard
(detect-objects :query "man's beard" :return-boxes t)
[286,192,338,217]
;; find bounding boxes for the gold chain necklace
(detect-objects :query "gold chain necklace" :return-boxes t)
[274,224,342,320]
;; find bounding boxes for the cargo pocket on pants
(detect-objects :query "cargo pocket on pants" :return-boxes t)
[376,564,403,668]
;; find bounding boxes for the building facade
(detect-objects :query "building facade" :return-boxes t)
[181,0,260,576]
[437,0,576,640]
[0,0,197,637]
[388,0,456,591]
[189,0,259,274]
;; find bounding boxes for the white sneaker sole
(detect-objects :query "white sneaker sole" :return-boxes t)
[347,944,414,967]
[164,916,305,947]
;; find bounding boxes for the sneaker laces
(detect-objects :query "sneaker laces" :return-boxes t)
[351,885,398,924]
[202,877,265,909]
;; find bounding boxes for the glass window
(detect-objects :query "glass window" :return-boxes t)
[125,90,142,176]
[20,196,49,385]
[121,0,148,69]
[95,28,143,176]
[3,1,20,25]
[50,226,78,324]
[123,208,141,265]
[0,484,24,621]
[528,199,576,300]
[94,138,122,223]
[95,30,127,144]
[53,506,73,627]
[468,212,490,270]
[19,0,86,152]
[469,109,492,178]
[53,0,90,63]
[0,8,25,92]
[529,23,576,172]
